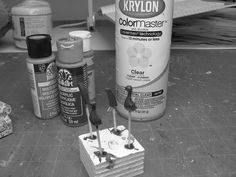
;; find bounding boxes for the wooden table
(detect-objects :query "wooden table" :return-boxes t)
[0,50,235,177]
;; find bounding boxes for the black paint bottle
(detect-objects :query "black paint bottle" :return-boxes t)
[56,37,88,126]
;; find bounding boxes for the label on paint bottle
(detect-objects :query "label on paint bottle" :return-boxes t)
[57,64,88,126]
[27,61,60,119]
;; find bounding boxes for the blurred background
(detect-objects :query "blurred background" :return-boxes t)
[2,0,115,21]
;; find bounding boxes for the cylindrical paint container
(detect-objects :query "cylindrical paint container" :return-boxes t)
[56,37,88,127]
[69,30,96,106]
[26,34,60,119]
[11,0,52,49]
[115,0,174,121]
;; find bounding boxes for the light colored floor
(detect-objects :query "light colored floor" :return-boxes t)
[0,24,115,53]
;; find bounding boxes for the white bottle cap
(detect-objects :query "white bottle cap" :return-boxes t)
[69,30,92,52]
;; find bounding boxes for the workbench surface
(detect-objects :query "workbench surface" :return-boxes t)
[0,50,235,177]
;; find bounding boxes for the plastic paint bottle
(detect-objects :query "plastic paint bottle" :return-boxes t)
[115,0,174,121]
[56,37,88,127]
[69,30,96,107]
[11,0,52,49]
[26,34,60,119]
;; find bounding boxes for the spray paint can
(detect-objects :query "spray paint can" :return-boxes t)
[56,37,88,127]
[115,0,174,121]
[69,30,96,107]
[11,0,52,49]
[26,34,60,119]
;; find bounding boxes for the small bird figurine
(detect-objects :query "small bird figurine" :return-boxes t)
[89,108,102,127]
[124,85,137,112]
[124,85,137,149]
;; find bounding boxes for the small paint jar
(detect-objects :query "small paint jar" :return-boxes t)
[11,0,52,49]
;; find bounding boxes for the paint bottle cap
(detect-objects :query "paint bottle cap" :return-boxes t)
[26,34,52,58]
[56,37,83,64]
[69,30,91,52]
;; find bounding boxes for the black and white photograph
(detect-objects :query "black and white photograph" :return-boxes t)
[0,0,236,177]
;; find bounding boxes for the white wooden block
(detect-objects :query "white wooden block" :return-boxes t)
[79,125,145,177]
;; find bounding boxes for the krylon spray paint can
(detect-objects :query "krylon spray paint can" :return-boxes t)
[115,0,174,121]
[26,34,60,119]
[56,37,88,127]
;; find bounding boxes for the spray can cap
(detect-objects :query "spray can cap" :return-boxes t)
[26,34,52,58]
[69,30,91,52]
[56,37,83,64]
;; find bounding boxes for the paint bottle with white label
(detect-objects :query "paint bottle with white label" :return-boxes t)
[11,0,52,49]
[26,34,60,119]
[69,31,96,107]
[56,37,88,127]
[115,0,174,121]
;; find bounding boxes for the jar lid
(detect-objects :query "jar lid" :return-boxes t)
[56,37,83,64]
[26,34,52,58]
[69,30,91,52]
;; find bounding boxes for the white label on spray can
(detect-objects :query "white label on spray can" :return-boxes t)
[116,0,173,121]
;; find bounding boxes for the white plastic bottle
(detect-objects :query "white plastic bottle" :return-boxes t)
[115,0,174,121]
[26,34,60,119]
[69,30,96,107]
[11,0,52,49]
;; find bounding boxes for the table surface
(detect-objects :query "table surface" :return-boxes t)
[0,50,236,177]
